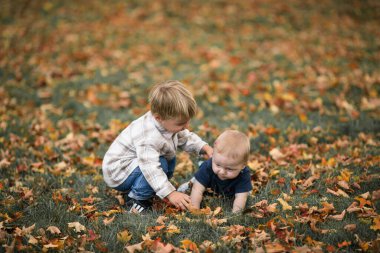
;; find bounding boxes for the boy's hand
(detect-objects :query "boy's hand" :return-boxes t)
[201,144,213,159]
[167,191,190,210]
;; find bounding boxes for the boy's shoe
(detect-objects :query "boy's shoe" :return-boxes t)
[177,177,195,193]
[124,196,153,214]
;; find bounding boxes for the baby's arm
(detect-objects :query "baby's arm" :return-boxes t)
[232,192,249,213]
[190,179,206,209]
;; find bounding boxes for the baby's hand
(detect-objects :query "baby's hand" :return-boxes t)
[167,191,190,210]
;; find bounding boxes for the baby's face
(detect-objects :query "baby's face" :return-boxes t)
[212,151,245,181]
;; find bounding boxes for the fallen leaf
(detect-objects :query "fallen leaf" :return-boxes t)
[117,229,132,243]
[181,239,199,253]
[103,216,115,225]
[28,235,38,245]
[156,216,168,225]
[46,226,61,234]
[328,210,346,221]
[337,180,350,190]
[277,198,292,211]
[327,188,349,198]
[270,148,286,162]
[344,224,356,232]
[68,222,86,232]
[166,224,181,234]
[372,189,380,201]
[125,242,143,253]
[370,216,380,231]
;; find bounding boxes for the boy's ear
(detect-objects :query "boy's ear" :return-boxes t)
[153,114,162,122]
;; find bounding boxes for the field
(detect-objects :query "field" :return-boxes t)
[1,0,379,252]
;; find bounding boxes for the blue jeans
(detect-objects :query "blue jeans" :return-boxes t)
[114,156,176,200]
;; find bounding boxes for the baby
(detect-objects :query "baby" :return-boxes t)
[190,130,252,213]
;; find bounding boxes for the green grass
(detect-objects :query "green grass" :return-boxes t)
[1,0,380,252]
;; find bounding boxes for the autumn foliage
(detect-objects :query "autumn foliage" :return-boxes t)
[1,0,380,252]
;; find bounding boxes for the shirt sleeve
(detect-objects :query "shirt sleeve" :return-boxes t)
[235,168,253,194]
[136,141,175,199]
[177,129,207,154]
[194,159,212,188]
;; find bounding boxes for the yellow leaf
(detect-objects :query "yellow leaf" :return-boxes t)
[277,198,292,211]
[212,206,222,216]
[338,169,352,182]
[181,239,199,253]
[117,229,132,243]
[166,224,181,234]
[43,242,59,252]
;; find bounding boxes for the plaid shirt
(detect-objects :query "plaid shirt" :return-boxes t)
[102,111,207,199]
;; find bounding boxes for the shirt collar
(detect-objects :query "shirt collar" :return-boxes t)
[149,111,175,139]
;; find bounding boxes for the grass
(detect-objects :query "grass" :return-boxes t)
[1,0,380,252]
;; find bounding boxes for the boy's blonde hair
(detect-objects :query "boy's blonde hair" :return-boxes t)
[149,80,197,120]
[214,130,250,164]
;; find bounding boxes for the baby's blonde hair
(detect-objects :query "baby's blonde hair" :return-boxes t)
[214,130,250,164]
[149,80,197,120]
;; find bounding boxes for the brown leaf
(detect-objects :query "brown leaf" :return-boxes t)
[372,189,380,201]
[328,210,346,221]
[344,224,356,232]
[326,188,349,198]
[46,226,61,234]
[346,202,361,213]
[156,216,168,225]
[302,175,320,189]
[337,180,350,190]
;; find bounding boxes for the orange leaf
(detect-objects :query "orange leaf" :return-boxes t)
[103,216,115,225]
[338,241,351,248]
[181,239,199,253]
[370,216,380,231]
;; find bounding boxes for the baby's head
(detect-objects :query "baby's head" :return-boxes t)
[212,130,250,180]
[149,80,196,133]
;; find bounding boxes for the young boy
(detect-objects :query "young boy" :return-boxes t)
[190,130,252,213]
[102,80,213,213]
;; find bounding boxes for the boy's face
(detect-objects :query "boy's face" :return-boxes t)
[156,116,190,133]
[212,151,245,180]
